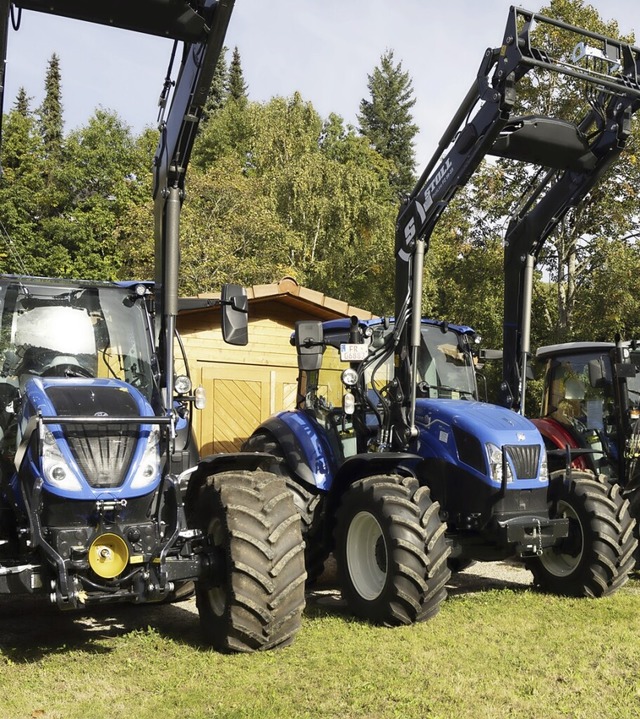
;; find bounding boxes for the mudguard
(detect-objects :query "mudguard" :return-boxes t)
[248,412,339,491]
[532,417,590,471]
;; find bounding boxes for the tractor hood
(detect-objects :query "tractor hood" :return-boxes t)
[414,398,546,489]
[415,398,540,441]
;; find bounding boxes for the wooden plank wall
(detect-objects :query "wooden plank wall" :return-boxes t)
[178,302,309,455]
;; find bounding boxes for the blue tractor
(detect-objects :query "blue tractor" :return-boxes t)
[0,1,306,652]
[244,6,637,623]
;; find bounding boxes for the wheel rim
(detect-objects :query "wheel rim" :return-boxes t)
[346,511,388,600]
[540,500,584,576]
[204,517,226,616]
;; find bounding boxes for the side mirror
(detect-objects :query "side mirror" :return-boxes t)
[221,283,248,346]
[295,320,324,372]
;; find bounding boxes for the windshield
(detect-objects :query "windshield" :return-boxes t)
[359,324,477,400]
[541,351,614,432]
[416,325,476,399]
[0,280,155,401]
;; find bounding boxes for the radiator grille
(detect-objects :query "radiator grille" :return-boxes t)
[45,385,141,488]
[505,444,540,480]
[66,424,138,488]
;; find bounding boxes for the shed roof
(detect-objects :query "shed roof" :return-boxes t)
[179,277,377,321]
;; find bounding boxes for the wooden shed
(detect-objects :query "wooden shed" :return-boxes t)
[177,277,375,455]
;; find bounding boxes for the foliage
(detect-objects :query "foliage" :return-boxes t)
[0,101,150,279]
[189,94,398,312]
[358,49,419,196]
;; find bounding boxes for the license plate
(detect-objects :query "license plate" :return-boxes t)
[340,343,368,362]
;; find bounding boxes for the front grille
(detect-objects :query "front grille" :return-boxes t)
[45,384,142,488]
[505,444,540,480]
[66,424,138,488]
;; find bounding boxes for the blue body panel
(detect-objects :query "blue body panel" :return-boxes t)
[264,411,339,491]
[14,376,158,501]
[413,398,546,490]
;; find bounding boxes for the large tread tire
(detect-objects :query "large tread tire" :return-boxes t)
[527,470,637,597]
[623,485,640,569]
[189,470,306,652]
[243,432,329,585]
[334,474,450,626]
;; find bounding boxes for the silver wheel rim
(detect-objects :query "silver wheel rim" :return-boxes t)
[540,500,584,576]
[346,511,387,600]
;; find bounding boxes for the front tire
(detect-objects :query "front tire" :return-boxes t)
[189,470,306,652]
[528,471,636,597]
[334,475,450,626]
[243,432,329,584]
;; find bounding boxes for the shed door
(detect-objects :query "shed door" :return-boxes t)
[191,364,297,455]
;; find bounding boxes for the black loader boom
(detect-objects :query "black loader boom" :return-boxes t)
[0,0,235,407]
[391,6,640,444]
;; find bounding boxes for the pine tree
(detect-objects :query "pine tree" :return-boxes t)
[358,49,418,196]
[202,46,229,122]
[38,53,64,156]
[14,87,31,116]
[227,46,248,105]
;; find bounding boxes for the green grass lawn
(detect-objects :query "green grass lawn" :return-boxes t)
[2,572,640,719]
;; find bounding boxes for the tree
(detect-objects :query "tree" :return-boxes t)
[38,53,64,157]
[358,49,418,196]
[0,93,46,274]
[144,94,398,311]
[13,87,30,116]
[227,46,248,105]
[201,46,229,122]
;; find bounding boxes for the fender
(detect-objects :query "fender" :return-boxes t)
[247,413,339,491]
[330,452,421,499]
[532,417,589,471]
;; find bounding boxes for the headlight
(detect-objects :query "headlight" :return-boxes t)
[174,374,192,395]
[42,427,83,492]
[486,442,513,484]
[341,368,358,387]
[130,428,161,489]
[539,447,548,482]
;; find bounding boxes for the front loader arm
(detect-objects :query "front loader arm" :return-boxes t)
[501,48,640,412]
[389,5,640,445]
[0,0,235,410]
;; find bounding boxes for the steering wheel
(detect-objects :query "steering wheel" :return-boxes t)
[41,363,94,378]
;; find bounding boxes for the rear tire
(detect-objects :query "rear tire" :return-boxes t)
[527,470,636,597]
[189,470,306,652]
[334,474,450,626]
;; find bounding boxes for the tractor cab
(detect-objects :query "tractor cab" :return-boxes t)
[294,317,480,461]
[535,341,640,482]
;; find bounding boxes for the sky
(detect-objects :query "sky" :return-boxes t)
[2,0,640,164]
